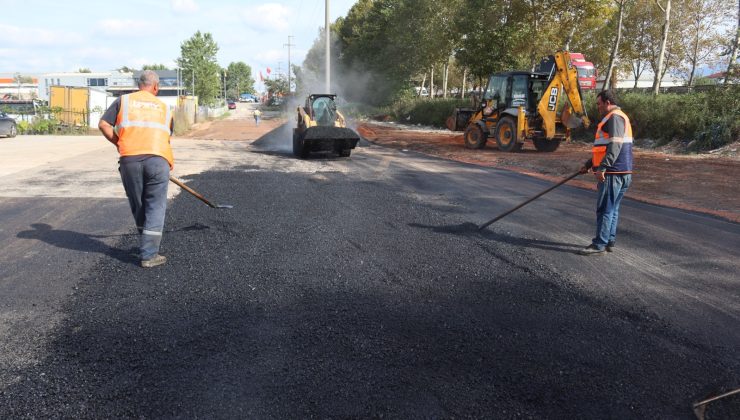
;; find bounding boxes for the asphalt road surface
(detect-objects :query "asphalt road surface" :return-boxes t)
[1,126,738,418]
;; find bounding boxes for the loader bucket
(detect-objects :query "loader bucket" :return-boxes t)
[302,126,361,153]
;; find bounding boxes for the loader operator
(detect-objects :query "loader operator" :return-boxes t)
[579,90,633,256]
[98,70,174,268]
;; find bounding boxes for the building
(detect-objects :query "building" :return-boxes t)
[38,71,137,102]
[107,70,183,108]
[0,74,39,100]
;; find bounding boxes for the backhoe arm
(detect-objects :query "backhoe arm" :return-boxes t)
[537,51,591,139]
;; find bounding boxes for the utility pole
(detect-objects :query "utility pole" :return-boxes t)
[325,0,330,93]
[223,69,227,100]
[284,35,295,94]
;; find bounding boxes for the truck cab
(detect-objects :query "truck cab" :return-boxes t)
[568,53,597,90]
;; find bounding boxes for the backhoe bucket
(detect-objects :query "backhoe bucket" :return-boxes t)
[447,108,475,131]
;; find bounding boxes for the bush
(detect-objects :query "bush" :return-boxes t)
[384,97,471,127]
[17,120,30,134]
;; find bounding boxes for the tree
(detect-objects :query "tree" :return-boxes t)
[224,62,256,99]
[652,0,671,94]
[142,64,169,70]
[176,31,221,104]
[680,0,732,87]
[622,0,655,87]
[78,68,92,73]
[602,0,627,90]
[264,76,289,97]
[117,66,137,73]
[725,0,740,84]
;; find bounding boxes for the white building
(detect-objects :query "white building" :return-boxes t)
[38,71,135,101]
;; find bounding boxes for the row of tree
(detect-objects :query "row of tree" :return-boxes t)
[296,0,739,104]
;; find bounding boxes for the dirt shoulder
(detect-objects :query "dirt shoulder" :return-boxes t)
[356,121,740,223]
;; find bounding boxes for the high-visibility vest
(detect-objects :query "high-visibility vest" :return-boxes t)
[592,108,633,173]
[115,90,174,168]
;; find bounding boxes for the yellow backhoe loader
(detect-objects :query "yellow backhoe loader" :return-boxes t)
[447,51,590,152]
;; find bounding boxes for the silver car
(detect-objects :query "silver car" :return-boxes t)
[0,112,17,138]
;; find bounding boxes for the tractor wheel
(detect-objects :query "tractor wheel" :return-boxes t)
[293,129,308,158]
[533,138,561,152]
[495,116,522,152]
[338,149,351,157]
[464,124,487,149]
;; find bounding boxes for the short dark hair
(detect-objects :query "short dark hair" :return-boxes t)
[597,90,619,106]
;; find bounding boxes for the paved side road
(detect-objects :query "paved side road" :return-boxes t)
[1,138,738,418]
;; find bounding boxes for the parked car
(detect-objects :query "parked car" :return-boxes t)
[0,112,17,138]
[227,100,237,110]
[240,93,256,103]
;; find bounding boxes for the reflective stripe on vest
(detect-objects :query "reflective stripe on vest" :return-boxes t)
[115,91,174,168]
[592,108,633,173]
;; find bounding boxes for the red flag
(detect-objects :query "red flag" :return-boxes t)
[266,67,271,75]
[259,71,264,82]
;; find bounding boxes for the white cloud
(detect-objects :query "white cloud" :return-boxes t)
[0,24,84,47]
[171,0,199,14]
[94,19,161,37]
[243,3,291,32]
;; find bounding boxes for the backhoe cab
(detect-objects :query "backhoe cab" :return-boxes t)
[447,51,590,152]
[294,94,360,158]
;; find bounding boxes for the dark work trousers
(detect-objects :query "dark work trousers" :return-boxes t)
[119,156,170,260]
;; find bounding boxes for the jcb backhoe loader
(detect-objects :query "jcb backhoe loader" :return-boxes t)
[447,51,590,152]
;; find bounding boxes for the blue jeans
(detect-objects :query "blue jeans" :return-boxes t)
[119,156,170,260]
[592,174,632,250]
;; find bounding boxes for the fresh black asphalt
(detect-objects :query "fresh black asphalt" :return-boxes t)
[1,152,738,418]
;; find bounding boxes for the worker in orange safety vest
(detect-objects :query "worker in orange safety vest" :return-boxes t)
[579,89,634,256]
[98,70,174,268]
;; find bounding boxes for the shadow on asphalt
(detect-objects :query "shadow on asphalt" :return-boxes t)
[408,222,582,253]
[16,223,138,265]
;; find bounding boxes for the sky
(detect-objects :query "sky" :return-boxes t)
[0,0,358,90]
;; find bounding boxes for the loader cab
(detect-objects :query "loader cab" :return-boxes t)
[483,71,549,113]
[306,94,337,127]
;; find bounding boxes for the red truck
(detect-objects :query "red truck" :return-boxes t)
[569,53,597,90]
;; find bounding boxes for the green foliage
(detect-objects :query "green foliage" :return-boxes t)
[384,98,470,127]
[579,88,739,151]
[142,64,169,70]
[264,77,289,97]
[177,31,221,105]
[77,68,92,73]
[225,62,255,98]
[16,120,30,134]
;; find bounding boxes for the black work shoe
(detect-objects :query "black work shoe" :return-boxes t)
[578,244,606,256]
[141,254,167,268]
[606,242,615,252]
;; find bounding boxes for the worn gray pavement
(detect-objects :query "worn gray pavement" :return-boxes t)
[0,129,738,418]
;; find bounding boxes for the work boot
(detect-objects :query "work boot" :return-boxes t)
[578,244,606,256]
[141,254,167,268]
[606,241,615,252]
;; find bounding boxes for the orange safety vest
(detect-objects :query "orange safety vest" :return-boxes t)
[115,90,174,168]
[592,108,633,173]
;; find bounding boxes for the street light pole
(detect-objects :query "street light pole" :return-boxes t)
[284,35,295,94]
[325,0,330,93]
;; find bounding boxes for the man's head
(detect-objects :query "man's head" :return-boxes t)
[596,90,618,116]
[138,70,160,95]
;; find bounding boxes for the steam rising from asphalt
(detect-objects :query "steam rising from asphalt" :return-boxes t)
[251,121,294,153]
[252,32,374,153]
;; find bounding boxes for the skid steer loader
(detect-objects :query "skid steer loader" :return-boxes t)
[447,51,590,152]
[293,94,360,158]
